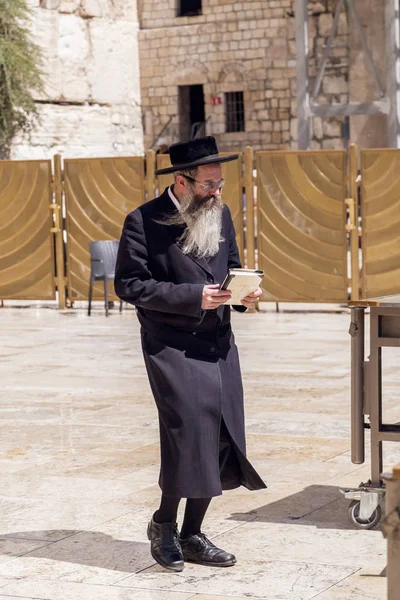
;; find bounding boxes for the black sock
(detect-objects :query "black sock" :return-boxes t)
[180,497,212,539]
[153,495,181,524]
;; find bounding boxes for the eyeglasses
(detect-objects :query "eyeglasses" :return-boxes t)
[182,175,225,193]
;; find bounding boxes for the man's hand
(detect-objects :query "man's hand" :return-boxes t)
[202,284,232,310]
[241,287,262,309]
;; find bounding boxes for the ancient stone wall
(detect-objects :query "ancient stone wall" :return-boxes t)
[12,0,144,159]
[139,0,387,152]
[13,0,387,158]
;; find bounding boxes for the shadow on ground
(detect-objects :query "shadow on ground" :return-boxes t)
[0,530,153,574]
[0,486,385,576]
[228,484,385,531]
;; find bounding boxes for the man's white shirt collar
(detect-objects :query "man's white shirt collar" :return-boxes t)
[168,186,181,212]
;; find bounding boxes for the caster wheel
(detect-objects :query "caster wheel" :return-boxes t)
[348,500,382,529]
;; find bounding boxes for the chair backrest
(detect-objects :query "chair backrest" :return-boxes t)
[89,240,120,279]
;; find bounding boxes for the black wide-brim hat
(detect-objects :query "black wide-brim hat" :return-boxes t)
[154,136,239,175]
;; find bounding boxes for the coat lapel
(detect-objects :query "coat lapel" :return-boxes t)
[174,232,213,276]
[185,251,213,276]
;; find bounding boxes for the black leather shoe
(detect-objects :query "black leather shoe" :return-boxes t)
[147,517,184,572]
[180,532,236,567]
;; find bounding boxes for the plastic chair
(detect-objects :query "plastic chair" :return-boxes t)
[88,240,122,317]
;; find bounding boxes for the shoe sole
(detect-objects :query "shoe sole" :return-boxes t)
[184,557,237,567]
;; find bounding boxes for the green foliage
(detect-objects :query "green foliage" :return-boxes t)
[0,0,45,156]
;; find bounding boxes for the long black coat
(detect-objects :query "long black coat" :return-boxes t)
[115,189,266,498]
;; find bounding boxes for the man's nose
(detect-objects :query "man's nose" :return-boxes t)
[211,187,221,197]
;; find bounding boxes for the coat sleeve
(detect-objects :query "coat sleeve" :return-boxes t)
[226,207,247,314]
[114,211,204,317]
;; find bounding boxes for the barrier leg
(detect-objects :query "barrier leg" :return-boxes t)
[350,306,365,464]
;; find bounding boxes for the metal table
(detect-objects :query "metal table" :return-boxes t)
[342,296,400,528]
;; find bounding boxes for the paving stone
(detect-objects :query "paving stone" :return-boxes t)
[0,305,393,600]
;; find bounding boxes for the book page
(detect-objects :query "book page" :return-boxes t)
[223,274,262,305]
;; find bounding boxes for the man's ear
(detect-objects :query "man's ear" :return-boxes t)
[175,175,185,189]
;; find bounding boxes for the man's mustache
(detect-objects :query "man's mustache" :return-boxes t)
[185,194,219,215]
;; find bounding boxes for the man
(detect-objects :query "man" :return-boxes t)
[115,136,266,573]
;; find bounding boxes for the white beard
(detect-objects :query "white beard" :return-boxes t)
[162,189,224,258]
[180,199,224,258]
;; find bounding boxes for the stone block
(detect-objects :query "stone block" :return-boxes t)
[272,131,282,143]
[58,13,90,60]
[313,116,323,140]
[323,119,342,137]
[322,137,344,149]
[287,17,295,40]
[290,117,298,140]
[318,13,333,37]
[338,12,348,35]
[271,79,288,90]
[59,0,80,13]
[80,0,104,18]
[311,2,325,14]
[57,14,91,100]
[257,111,271,124]
[261,120,273,132]
[32,9,62,99]
[110,0,139,19]
[89,20,141,105]
[288,40,296,56]
[323,75,348,94]
[39,0,60,8]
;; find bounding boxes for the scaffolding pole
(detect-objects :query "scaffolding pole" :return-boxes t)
[295,0,400,148]
[386,0,400,147]
[296,0,311,149]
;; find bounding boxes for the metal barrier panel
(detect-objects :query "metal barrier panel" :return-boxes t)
[155,153,244,264]
[0,160,55,300]
[256,150,348,302]
[155,154,174,196]
[361,149,400,299]
[64,157,145,300]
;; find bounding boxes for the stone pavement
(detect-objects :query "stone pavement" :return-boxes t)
[0,302,397,600]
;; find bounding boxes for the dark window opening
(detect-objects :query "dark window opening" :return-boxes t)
[179,0,202,17]
[179,84,205,140]
[225,91,245,133]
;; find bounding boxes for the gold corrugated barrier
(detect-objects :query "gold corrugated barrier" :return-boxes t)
[0,160,56,300]
[4,147,399,307]
[256,150,348,303]
[361,149,400,299]
[155,152,244,264]
[64,157,145,300]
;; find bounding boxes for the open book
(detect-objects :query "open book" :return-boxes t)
[220,268,264,305]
